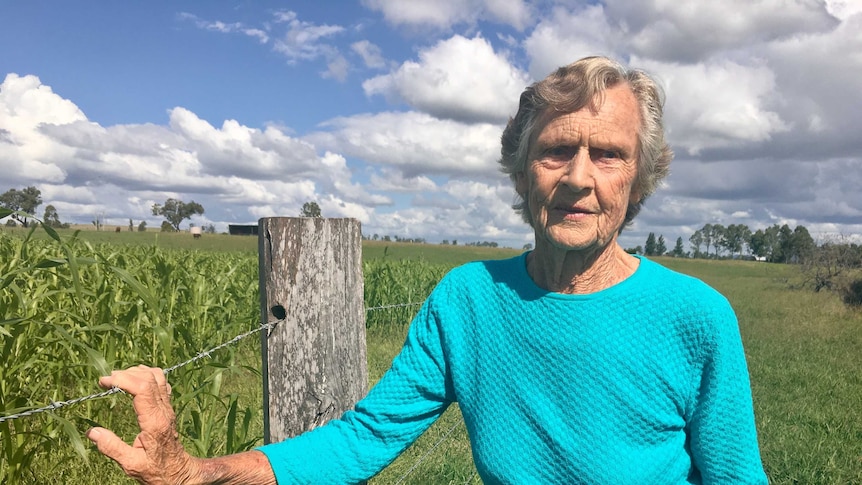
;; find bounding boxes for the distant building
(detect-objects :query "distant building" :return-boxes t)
[228,224,258,236]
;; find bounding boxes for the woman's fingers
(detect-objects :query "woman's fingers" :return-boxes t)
[86,427,146,476]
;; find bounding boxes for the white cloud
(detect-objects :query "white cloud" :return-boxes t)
[351,40,386,69]
[363,35,529,123]
[177,12,270,43]
[638,59,790,154]
[307,111,502,178]
[483,0,532,31]
[369,170,438,193]
[604,0,838,62]
[323,55,350,82]
[524,5,621,79]
[825,0,862,19]
[271,10,345,64]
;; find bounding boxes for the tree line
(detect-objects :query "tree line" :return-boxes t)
[635,222,819,263]
[637,223,862,308]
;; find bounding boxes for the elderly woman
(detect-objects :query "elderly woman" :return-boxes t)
[87,56,767,484]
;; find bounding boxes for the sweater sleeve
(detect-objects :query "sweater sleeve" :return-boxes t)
[687,295,768,484]
[257,289,454,484]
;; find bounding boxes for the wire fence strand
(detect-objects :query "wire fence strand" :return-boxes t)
[393,420,462,485]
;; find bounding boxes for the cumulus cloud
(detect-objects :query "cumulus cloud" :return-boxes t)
[369,170,439,193]
[306,111,503,178]
[604,0,838,62]
[363,35,530,123]
[524,5,622,78]
[637,58,790,154]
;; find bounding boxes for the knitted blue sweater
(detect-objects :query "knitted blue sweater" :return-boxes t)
[259,254,767,484]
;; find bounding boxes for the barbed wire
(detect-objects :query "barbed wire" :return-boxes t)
[366,301,423,311]
[0,319,282,424]
[0,301,423,425]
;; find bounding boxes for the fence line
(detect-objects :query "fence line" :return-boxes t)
[0,301,424,425]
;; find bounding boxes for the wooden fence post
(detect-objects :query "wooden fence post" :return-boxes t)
[258,217,367,444]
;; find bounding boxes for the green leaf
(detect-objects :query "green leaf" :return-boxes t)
[83,345,111,377]
[41,223,61,242]
[33,258,67,269]
[110,265,159,311]
[0,207,12,219]
[47,413,89,463]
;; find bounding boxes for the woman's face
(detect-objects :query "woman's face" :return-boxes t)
[517,84,641,253]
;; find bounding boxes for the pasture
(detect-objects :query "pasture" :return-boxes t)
[0,225,860,484]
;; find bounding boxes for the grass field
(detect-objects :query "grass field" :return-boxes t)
[1,225,861,484]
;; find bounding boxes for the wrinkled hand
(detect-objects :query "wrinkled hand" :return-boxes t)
[86,365,200,484]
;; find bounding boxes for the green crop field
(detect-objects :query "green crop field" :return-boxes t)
[1,224,860,484]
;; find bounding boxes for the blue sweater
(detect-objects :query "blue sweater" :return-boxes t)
[259,254,767,484]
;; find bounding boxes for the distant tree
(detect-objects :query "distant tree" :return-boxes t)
[203,223,216,234]
[775,224,794,263]
[710,224,726,257]
[160,221,175,232]
[43,204,63,228]
[300,201,322,218]
[523,243,533,251]
[672,237,686,258]
[452,240,457,245]
[0,186,42,227]
[644,232,657,256]
[137,221,147,232]
[372,234,379,241]
[152,198,204,231]
[790,225,815,263]
[722,224,751,257]
[689,229,704,258]
[748,228,769,260]
[624,246,643,255]
[92,212,105,231]
[656,235,667,256]
[702,223,714,257]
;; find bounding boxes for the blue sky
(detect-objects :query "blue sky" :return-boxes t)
[2,0,861,249]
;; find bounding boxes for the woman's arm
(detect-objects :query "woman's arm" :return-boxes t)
[86,365,276,485]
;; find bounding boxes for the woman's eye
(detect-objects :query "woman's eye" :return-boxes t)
[545,146,576,159]
[593,149,621,160]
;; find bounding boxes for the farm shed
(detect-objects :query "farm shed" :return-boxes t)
[228,224,258,236]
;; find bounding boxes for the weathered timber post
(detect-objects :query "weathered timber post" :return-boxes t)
[258,217,367,444]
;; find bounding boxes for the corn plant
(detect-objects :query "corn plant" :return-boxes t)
[0,212,262,483]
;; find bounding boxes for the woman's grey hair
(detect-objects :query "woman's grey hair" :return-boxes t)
[500,56,673,230]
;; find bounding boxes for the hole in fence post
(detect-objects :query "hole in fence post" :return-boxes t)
[271,304,286,320]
